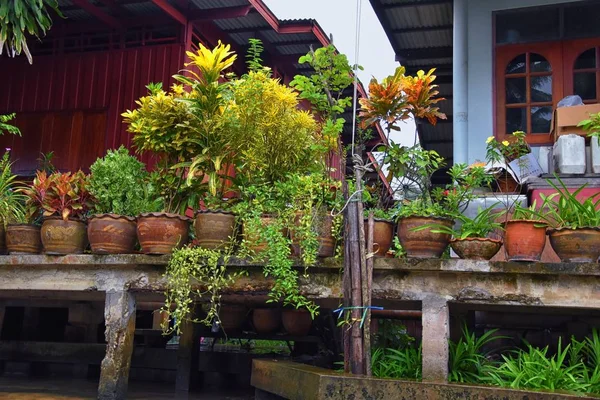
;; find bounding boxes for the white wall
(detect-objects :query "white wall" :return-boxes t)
[465,0,583,163]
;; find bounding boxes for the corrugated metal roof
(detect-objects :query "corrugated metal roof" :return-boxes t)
[214,12,270,30]
[260,31,317,44]
[122,2,162,15]
[189,0,248,9]
[62,9,92,21]
[420,122,452,142]
[392,29,452,49]
[276,43,313,56]
[405,57,452,67]
[385,3,452,32]
[58,0,73,7]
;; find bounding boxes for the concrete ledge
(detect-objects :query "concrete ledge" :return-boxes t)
[251,360,595,400]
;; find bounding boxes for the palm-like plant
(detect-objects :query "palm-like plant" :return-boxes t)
[0,151,25,225]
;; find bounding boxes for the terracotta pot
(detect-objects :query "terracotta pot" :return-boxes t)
[0,221,6,255]
[365,219,393,257]
[291,212,335,258]
[282,309,312,336]
[219,305,248,332]
[252,308,281,334]
[137,212,190,255]
[244,216,288,254]
[41,217,88,255]
[450,238,502,260]
[496,175,519,193]
[6,224,42,254]
[397,216,452,259]
[504,220,546,262]
[88,214,137,254]
[548,227,600,263]
[194,210,236,250]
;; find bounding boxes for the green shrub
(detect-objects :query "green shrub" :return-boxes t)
[371,345,422,380]
[89,146,159,216]
[449,325,505,383]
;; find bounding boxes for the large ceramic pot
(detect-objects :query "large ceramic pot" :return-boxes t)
[194,210,236,250]
[450,238,502,260]
[41,217,88,255]
[548,227,600,263]
[504,220,546,262]
[365,219,393,257]
[397,216,452,259]
[6,224,42,254]
[252,308,281,334]
[0,220,6,254]
[282,309,312,336]
[244,215,288,254]
[88,214,137,254]
[291,212,335,258]
[137,212,190,255]
[219,305,248,332]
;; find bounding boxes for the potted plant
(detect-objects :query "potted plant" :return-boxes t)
[24,170,92,254]
[9,190,42,255]
[87,146,159,254]
[485,131,532,193]
[422,205,503,260]
[538,176,600,263]
[281,307,312,336]
[504,202,547,262]
[0,150,27,254]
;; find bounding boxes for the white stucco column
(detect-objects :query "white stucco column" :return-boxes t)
[453,0,468,164]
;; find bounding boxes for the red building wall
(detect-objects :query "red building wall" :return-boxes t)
[0,44,184,173]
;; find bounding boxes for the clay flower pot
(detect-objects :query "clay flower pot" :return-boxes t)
[365,219,394,257]
[88,214,137,254]
[282,309,312,336]
[41,217,88,255]
[194,210,236,250]
[137,212,190,255]
[252,308,281,334]
[218,305,248,332]
[291,212,335,258]
[0,222,6,254]
[504,220,546,262]
[548,227,600,263]
[450,238,502,260]
[6,224,42,254]
[244,215,288,254]
[397,216,452,259]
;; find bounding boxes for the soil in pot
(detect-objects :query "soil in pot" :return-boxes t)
[137,212,190,255]
[504,220,546,262]
[365,219,393,257]
[252,308,281,334]
[6,224,42,254]
[88,214,137,254]
[450,238,502,260]
[41,217,88,255]
[548,227,600,263]
[397,216,452,259]
[194,210,236,250]
[282,309,312,336]
[291,213,336,258]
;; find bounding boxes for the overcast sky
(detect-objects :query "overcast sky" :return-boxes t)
[263,0,417,146]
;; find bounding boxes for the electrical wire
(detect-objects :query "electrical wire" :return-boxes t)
[350,0,363,157]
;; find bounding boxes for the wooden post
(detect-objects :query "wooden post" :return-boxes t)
[342,182,352,373]
[176,308,202,392]
[347,198,363,375]
[98,290,136,400]
[364,213,374,376]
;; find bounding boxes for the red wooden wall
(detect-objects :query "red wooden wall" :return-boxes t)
[0,44,184,173]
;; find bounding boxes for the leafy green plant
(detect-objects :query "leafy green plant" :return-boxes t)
[449,325,505,384]
[89,146,159,216]
[0,113,21,135]
[578,112,600,145]
[510,201,544,222]
[24,170,93,221]
[537,175,600,229]
[0,0,63,63]
[371,345,422,380]
[418,205,503,240]
[161,246,244,335]
[0,150,25,225]
[485,130,530,163]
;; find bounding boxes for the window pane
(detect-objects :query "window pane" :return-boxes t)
[565,4,600,39]
[530,53,551,72]
[506,77,526,104]
[531,106,552,133]
[574,48,596,70]
[530,75,552,103]
[506,54,526,74]
[574,72,597,101]
[496,8,559,44]
[506,107,526,133]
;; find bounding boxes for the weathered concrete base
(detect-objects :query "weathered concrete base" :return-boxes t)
[98,291,136,400]
[251,360,594,400]
[421,296,449,382]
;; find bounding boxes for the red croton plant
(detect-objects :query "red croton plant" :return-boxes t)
[24,171,93,221]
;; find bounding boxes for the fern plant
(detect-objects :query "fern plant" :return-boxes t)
[0,113,21,136]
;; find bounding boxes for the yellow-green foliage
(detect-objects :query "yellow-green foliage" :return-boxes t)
[231,70,320,183]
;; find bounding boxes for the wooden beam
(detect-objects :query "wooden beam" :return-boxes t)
[151,0,187,26]
[70,0,122,30]
[392,24,453,34]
